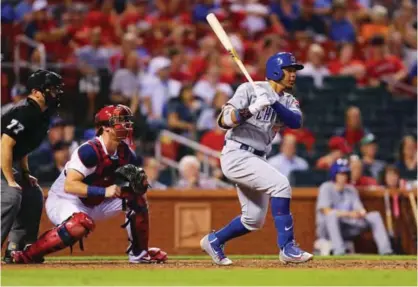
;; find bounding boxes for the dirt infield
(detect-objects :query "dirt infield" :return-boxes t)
[2,259,416,270]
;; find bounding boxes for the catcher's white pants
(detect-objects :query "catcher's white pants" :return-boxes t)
[46,193,122,225]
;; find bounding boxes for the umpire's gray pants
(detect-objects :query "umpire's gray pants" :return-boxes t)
[316,211,393,255]
[1,178,44,249]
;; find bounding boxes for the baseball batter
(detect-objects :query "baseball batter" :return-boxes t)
[200,52,313,265]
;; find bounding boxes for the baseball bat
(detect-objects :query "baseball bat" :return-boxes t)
[206,13,256,90]
[391,193,404,254]
[383,189,394,238]
[407,191,418,226]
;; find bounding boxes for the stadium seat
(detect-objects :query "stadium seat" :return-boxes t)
[289,170,329,187]
[295,76,315,94]
[323,76,356,90]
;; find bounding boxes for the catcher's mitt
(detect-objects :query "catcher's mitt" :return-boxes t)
[115,164,151,195]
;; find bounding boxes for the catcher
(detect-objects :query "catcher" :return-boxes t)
[11,104,167,264]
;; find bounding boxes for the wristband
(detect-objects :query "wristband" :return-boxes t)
[87,186,106,197]
[234,109,242,123]
[237,108,253,121]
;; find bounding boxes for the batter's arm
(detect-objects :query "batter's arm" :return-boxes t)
[270,101,302,129]
[217,105,253,129]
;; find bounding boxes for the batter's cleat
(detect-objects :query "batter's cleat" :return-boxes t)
[200,232,233,266]
[279,240,313,264]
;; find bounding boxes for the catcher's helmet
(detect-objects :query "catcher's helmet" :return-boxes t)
[329,158,351,181]
[27,69,64,111]
[266,52,304,82]
[95,105,134,140]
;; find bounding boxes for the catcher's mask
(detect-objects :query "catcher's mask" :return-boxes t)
[27,69,64,112]
[94,105,134,140]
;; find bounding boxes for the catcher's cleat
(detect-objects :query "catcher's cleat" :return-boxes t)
[9,245,45,264]
[200,232,232,266]
[128,248,167,264]
[279,240,313,264]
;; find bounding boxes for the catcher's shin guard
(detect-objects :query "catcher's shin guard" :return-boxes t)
[12,212,95,263]
[122,195,149,256]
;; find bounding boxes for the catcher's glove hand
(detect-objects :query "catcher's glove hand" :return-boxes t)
[115,164,151,195]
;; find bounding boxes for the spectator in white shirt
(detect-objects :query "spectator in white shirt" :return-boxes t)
[110,51,140,114]
[140,56,182,129]
[193,66,232,105]
[230,0,270,36]
[76,27,114,121]
[176,155,217,189]
[299,43,330,88]
[268,134,309,178]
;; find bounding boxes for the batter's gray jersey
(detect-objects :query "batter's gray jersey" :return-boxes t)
[223,81,301,152]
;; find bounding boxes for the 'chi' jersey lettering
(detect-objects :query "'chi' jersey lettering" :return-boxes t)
[48,136,141,205]
[224,81,301,152]
[1,98,51,161]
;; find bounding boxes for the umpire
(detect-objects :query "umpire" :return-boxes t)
[1,69,64,263]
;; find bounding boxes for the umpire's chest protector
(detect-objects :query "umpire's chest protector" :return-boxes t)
[80,139,131,206]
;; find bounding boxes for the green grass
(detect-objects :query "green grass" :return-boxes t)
[2,255,416,286]
[2,269,416,286]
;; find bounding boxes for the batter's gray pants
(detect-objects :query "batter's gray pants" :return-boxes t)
[220,145,291,231]
[316,210,393,255]
[1,178,44,249]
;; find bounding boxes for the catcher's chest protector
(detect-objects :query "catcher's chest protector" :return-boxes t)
[80,139,131,206]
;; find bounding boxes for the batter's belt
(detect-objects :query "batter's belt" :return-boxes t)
[224,140,265,157]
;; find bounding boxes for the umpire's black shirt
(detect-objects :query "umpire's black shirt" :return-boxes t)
[1,98,51,162]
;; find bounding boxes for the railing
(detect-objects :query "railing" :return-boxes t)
[155,129,231,188]
[13,35,46,84]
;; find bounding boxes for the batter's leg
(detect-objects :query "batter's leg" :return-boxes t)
[364,211,393,255]
[1,179,22,247]
[200,185,269,266]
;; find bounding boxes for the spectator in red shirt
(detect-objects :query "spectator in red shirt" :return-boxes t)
[84,0,118,45]
[334,106,369,148]
[365,35,408,88]
[328,43,366,85]
[118,0,148,33]
[198,118,225,178]
[316,136,352,170]
[282,127,316,153]
[350,155,378,189]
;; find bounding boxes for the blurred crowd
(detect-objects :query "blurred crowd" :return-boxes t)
[1,0,417,188]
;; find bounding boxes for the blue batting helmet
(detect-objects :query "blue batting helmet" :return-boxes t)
[265,52,304,81]
[329,158,351,181]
